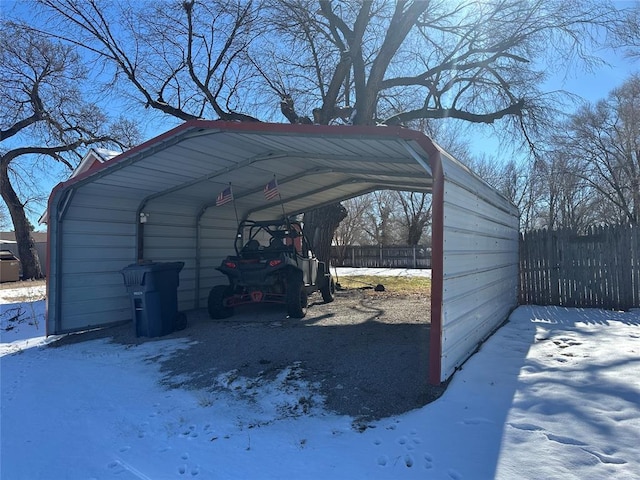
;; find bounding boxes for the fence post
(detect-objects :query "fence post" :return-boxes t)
[550,229,560,305]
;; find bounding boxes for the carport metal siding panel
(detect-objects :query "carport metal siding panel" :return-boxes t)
[141,202,199,312]
[439,158,519,381]
[48,184,139,334]
[196,208,242,307]
[45,122,209,334]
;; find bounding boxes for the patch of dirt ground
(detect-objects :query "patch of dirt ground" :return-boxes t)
[52,287,445,421]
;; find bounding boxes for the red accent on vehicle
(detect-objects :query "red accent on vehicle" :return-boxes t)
[224,261,237,268]
[251,291,264,302]
[268,259,282,267]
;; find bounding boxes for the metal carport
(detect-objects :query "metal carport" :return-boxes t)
[46,120,519,384]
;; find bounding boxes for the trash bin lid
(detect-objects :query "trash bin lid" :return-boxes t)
[122,261,184,272]
[121,261,184,286]
[0,250,20,261]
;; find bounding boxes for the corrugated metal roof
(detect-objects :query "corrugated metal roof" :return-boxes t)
[64,121,436,222]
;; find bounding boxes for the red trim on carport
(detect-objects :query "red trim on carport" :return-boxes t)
[427,150,444,385]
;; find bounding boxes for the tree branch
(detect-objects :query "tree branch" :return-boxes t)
[384,99,525,126]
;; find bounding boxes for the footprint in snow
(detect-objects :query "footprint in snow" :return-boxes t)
[545,433,587,446]
[107,460,125,474]
[404,454,414,468]
[377,455,388,466]
[448,469,462,480]
[582,447,627,465]
[118,446,130,453]
[461,417,493,426]
[507,422,544,432]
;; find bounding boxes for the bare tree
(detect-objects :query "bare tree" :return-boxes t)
[555,74,640,225]
[334,196,372,245]
[395,192,431,246]
[0,204,10,231]
[0,22,136,279]
[33,0,637,259]
[260,1,627,131]
[358,191,401,245]
[611,1,640,60]
[259,0,631,256]
[465,154,539,230]
[531,153,599,232]
[34,0,264,122]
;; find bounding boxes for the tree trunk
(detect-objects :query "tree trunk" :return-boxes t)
[407,223,423,246]
[0,161,43,280]
[303,203,347,265]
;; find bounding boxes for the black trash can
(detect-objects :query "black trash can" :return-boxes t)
[121,261,186,337]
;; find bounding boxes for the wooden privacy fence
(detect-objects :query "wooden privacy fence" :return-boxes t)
[520,224,639,310]
[331,245,432,269]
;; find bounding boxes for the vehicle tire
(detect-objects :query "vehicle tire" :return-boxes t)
[317,264,334,303]
[286,276,307,318]
[208,285,234,319]
[320,275,335,303]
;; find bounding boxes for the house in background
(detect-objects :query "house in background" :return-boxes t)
[38,148,121,225]
[0,148,120,280]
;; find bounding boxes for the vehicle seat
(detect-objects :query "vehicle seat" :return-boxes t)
[241,239,261,259]
[268,237,284,250]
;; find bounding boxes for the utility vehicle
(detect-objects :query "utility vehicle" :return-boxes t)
[208,219,334,319]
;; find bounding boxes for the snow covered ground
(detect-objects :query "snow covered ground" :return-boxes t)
[1,272,639,479]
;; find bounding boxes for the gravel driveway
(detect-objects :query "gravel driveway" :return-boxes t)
[159,286,442,421]
[52,283,443,421]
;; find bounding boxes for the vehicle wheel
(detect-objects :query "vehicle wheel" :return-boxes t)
[317,264,334,303]
[174,312,188,331]
[286,276,307,318]
[208,285,234,319]
[320,275,335,303]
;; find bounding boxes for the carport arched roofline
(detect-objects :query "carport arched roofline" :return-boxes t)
[51,120,438,204]
[134,131,435,260]
[136,160,432,226]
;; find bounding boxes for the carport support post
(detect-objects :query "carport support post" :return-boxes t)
[428,151,445,386]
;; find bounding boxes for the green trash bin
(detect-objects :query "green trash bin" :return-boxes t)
[121,261,186,337]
